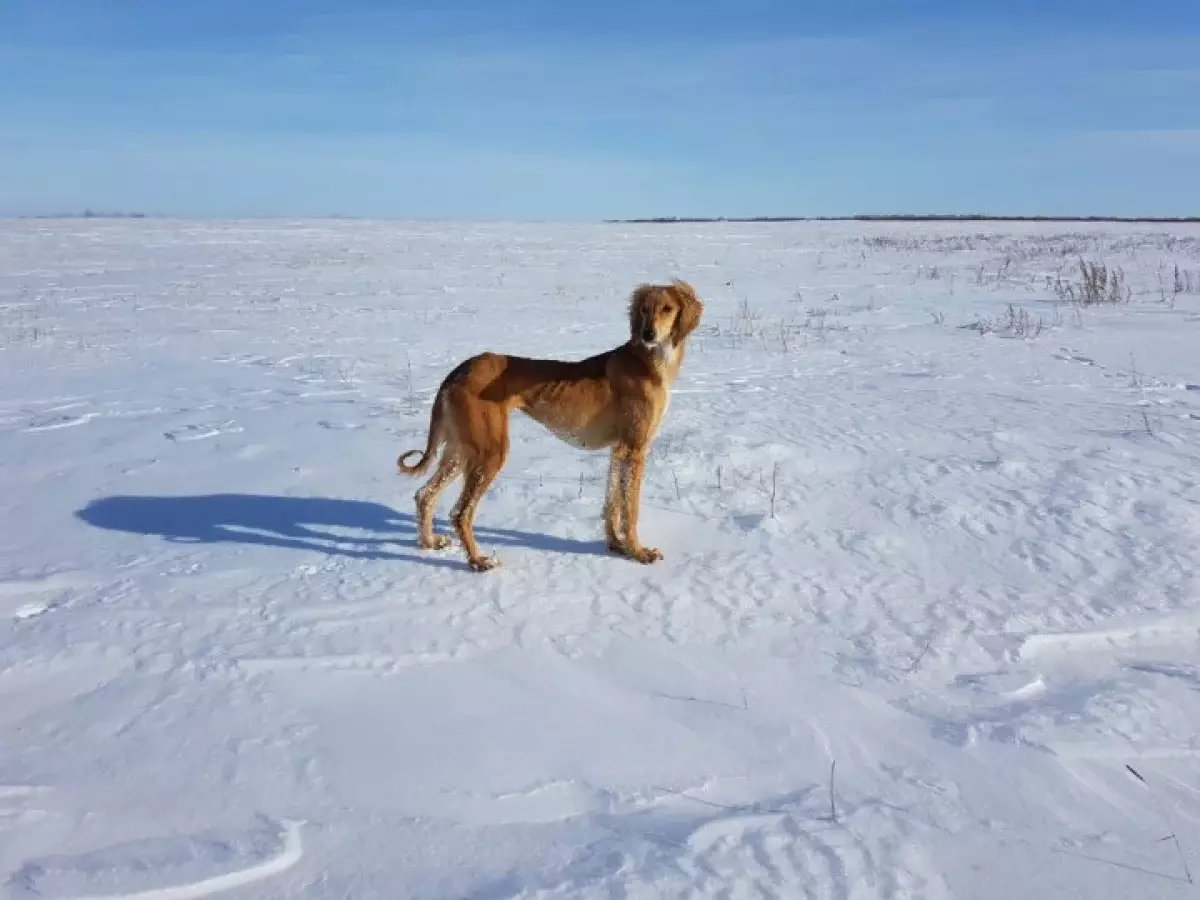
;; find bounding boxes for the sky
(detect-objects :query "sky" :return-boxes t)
[2,0,1199,220]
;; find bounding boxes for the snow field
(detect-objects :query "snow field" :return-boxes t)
[2,219,1200,898]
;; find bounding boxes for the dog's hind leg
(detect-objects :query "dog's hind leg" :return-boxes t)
[450,403,509,572]
[415,454,461,550]
[452,459,505,571]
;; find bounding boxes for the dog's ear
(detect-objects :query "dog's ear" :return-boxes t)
[628,284,655,338]
[669,280,704,344]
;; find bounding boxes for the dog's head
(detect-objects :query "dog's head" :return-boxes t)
[628,280,704,351]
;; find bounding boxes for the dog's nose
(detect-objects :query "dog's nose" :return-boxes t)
[641,328,656,343]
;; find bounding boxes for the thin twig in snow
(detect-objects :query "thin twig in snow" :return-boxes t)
[770,462,779,518]
[829,760,838,823]
[1125,764,1193,885]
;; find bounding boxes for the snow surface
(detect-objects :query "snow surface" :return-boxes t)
[2,218,1200,899]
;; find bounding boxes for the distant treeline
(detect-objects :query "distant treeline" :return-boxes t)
[21,210,149,219]
[11,212,1200,224]
[608,214,1200,224]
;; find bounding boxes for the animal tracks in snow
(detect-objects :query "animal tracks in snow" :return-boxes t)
[162,420,243,443]
[20,411,100,432]
[0,786,52,834]
[0,572,85,620]
[3,397,171,435]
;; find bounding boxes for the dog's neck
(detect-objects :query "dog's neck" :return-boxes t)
[631,338,685,383]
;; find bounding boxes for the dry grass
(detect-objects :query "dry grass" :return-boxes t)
[1,304,52,347]
[959,304,1045,339]
[723,296,846,351]
[731,297,764,339]
[1052,258,1131,306]
[1157,262,1200,306]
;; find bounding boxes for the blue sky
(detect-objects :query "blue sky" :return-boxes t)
[2,0,1199,219]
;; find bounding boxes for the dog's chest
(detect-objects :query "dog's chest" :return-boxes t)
[535,416,613,451]
[547,423,594,449]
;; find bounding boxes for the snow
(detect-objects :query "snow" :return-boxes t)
[2,217,1200,899]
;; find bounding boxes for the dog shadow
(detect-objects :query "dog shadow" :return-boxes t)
[75,494,608,570]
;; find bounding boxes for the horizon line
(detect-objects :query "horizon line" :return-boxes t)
[6,211,1200,225]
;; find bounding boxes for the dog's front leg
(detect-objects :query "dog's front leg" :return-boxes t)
[603,448,626,552]
[616,447,662,564]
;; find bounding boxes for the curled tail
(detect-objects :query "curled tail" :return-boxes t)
[397,389,446,476]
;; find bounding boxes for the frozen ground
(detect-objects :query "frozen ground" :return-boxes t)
[2,218,1200,899]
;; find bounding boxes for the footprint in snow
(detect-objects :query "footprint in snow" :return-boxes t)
[163,420,243,442]
[22,412,99,432]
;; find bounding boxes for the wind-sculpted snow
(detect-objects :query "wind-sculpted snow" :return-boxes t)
[2,218,1199,898]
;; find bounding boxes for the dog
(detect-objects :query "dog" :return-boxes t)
[397,280,704,571]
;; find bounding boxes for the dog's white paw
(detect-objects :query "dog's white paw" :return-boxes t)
[468,554,501,572]
[608,544,663,564]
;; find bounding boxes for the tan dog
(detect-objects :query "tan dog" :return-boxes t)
[397,280,704,571]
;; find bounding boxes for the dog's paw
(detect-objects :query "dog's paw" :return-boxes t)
[468,554,501,572]
[420,535,453,551]
[608,545,663,564]
[606,542,662,564]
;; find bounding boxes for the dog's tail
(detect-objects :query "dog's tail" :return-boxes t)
[397,388,447,476]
